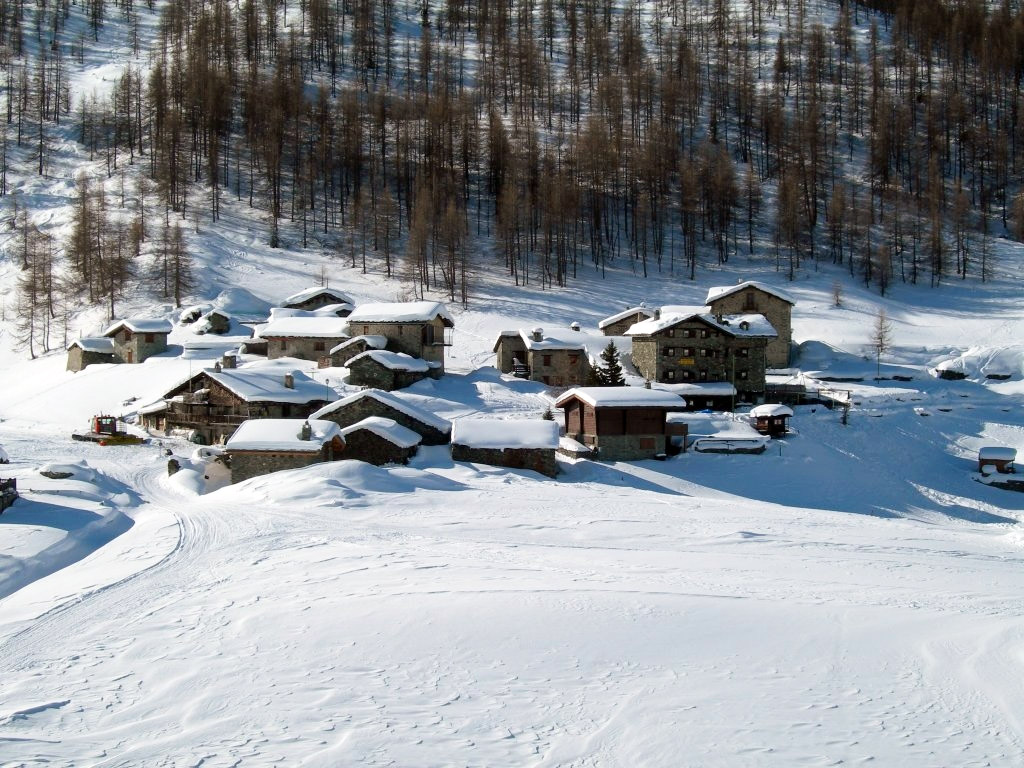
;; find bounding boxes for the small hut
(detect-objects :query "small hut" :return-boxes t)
[346,350,441,391]
[66,337,118,371]
[978,447,1016,475]
[748,404,794,437]
[226,419,345,483]
[338,417,421,465]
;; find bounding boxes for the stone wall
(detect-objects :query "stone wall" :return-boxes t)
[630,338,659,380]
[707,290,792,368]
[585,432,667,461]
[602,313,648,336]
[229,450,326,483]
[348,319,449,369]
[341,429,417,465]
[113,333,168,364]
[266,336,348,361]
[317,397,450,444]
[66,347,118,372]
[495,335,527,373]
[346,358,432,391]
[526,348,590,387]
[451,444,558,477]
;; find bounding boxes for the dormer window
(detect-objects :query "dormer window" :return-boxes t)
[744,291,757,310]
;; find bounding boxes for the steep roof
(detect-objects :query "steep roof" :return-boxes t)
[554,387,686,409]
[493,329,587,353]
[103,318,173,337]
[260,316,350,339]
[168,368,334,405]
[68,337,116,353]
[598,306,654,329]
[346,301,454,326]
[452,418,559,450]
[749,404,794,418]
[282,286,355,307]
[347,350,436,372]
[226,418,343,452]
[311,388,451,432]
[338,416,422,448]
[705,281,796,306]
[626,312,777,338]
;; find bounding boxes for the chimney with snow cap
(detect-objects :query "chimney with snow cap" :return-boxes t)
[222,352,237,369]
[654,308,661,320]
[570,322,581,332]
[300,421,312,440]
[284,372,295,389]
[532,328,544,342]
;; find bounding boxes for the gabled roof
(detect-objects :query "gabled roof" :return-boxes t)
[705,281,796,306]
[598,306,654,329]
[338,416,422,448]
[493,329,587,353]
[168,368,334,405]
[103,318,173,337]
[749,404,794,418]
[311,388,451,432]
[554,387,686,409]
[452,418,559,450]
[346,301,454,326]
[226,418,343,452]
[68,337,116,353]
[260,316,350,338]
[626,312,776,338]
[347,350,436,372]
[330,335,388,354]
[282,286,355,307]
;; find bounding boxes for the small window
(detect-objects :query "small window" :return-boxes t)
[683,329,694,338]
[666,329,675,338]
[568,354,579,365]
[682,370,694,381]
[700,349,708,357]
[683,347,694,356]
[699,370,708,381]
[144,333,155,343]
[738,347,749,358]
[543,354,552,366]
[664,347,675,357]
[666,370,676,381]
[314,341,326,352]
[700,329,709,339]
[738,370,749,380]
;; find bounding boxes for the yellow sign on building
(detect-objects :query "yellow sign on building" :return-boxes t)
[678,357,695,366]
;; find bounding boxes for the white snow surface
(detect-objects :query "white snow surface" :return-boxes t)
[452,417,559,449]
[346,300,453,324]
[282,286,356,307]
[749,403,795,417]
[348,349,434,372]
[67,337,115,353]
[597,305,654,329]
[556,386,688,408]
[311,388,452,432]
[260,315,350,338]
[102,317,173,336]
[226,419,342,452]
[706,280,797,306]
[338,417,422,448]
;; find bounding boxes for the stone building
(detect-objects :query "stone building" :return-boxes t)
[142,367,335,444]
[555,387,687,460]
[346,350,441,391]
[103,318,172,364]
[345,301,454,372]
[226,419,345,483]
[705,281,795,368]
[492,328,590,387]
[338,417,421,465]
[598,307,654,336]
[319,335,388,368]
[261,316,350,361]
[66,337,118,371]
[195,309,232,335]
[311,388,451,444]
[282,286,355,313]
[626,310,775,403]
[451,418,559,477]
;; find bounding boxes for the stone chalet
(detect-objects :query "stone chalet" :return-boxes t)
[282,286,355,313]
[338,417,422,465]
[311,388,451,445]
[493,328,590,387]
[141,367,335,445]
[346,350,442,391]
[555,386,688,460]
[345,301,454,372]
[451,418,559,477]
[705,281,795,368]
[261,316,350,361]
[226,418,345,483]
[103,318,172,364]
[66,337,118,371]
[598,306,654,336]
[319,334,388,368]
[626,310,776,404]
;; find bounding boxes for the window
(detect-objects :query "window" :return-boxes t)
[683,329,695,338]
[700,348,708,357]
[682,370,694,381]
[737,347,749,358]
[663,347,675,357]
[666,370,676,381]
[744,290,757,311]
[362,325,369,335]
[738,371,749,380]
[543,354,552,367]
[665,329,675,338]
[314,341,326,352]
[568,354,579,365]
[682,347,694,357]
[699,370,708,381]
[700,329,709,338]
[144,333,155,343]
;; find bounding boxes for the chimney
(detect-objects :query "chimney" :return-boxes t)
[654,308,661,320]
[570,322,581,332]
[284,372,295,389]
[300,421,312,440]
[222,352,237,369]
[532,328,544,342]
[213,361,222,373]
[644,379,652,389]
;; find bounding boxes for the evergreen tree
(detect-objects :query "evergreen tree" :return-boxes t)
[594,341,626,386]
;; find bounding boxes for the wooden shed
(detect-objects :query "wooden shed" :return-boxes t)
[748,403,794,437]
[978,446,1016,475]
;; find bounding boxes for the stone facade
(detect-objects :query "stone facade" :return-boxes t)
[706,286,792,368]
[340,428,417,465]
[346,355,439,391]
[348,317,451,369]
[313,393,450,445]
[108,327,169,364]
[451,444,558,477]
[229,443,341,483]
[266,335,348,361]
[630,317,770,403]
[66,345,118,372]
[601,311,651,336]
[493,331,590,387]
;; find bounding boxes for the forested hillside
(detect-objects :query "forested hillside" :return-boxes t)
[2,0,1024,352]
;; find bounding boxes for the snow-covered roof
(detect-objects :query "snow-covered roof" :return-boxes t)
[554,387,686,409]
[626,311,776,338]
[979,446,1016,461]
[650,381,736,396]
[346,301,454,326]
[260,316,350,338]
[339,417,422,448]
[495,329,588,352]
[625,309,706,336]
[282,286,355,307]
[330,335,388,354]
[172,368,334,404]
[452,418,559,450]
[226,419,343,452]
[311,389,451,432]
[347,350,435,372]
[103,318,173,337]
[749,404,794,418]
[312,302,355,316]
[138,399,168,415]
[705,281,796,306]
[598,307,654,329]
[68,337,116,353]
[666,411,767,443]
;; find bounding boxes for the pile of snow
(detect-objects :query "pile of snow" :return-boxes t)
[930,346,1024,382]
[210,287,273,323]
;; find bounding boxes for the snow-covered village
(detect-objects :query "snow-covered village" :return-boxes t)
[2,0,1024,764]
